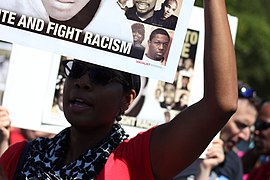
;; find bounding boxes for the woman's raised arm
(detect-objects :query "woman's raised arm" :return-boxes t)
[150,0,238,179]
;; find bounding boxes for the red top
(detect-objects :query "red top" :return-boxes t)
[0,128,154,180]
[247,160,270,180]
[0,140,27,180]
[9,128,26,145]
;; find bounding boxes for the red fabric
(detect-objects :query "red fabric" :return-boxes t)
[0,141,28,180]
[97,128,154,180]
[247,160,270,180]
[9,128,26,145]
[0,128,154,180]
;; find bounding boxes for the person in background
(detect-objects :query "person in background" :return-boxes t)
[175,81,258,180]
[0,106,54,156]
[0,0,238,179]
[152,0,179,30]
[197,139,225,180]
[0,106,10,156]
[241,101,270,180]
[197,81,258,180]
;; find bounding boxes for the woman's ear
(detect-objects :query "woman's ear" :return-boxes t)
[122,89,137,112]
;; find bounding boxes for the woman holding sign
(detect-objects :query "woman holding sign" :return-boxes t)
[0,0,238,179]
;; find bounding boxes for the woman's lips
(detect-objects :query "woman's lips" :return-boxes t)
[69,98,94,112]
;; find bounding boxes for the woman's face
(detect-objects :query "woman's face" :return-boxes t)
[63,61,130,130]
[41,0,90,21]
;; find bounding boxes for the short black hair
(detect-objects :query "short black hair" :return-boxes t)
[149,28,170,41]
[162,0,178,9]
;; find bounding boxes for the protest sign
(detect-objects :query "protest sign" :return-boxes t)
[0,0,195,82]
[2,7,238,138]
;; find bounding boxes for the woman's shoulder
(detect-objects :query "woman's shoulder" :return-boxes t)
[1,140,28,159]
[114,126,156,154]
[98,127,156,180]
[0,141,28,179]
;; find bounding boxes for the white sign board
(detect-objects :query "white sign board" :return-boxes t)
[3,7,238,151]
[0,0,195,82]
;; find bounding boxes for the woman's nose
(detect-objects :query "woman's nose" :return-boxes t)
[74,73,94,90]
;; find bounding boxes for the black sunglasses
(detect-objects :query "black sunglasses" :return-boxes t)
[255,119,270,131]
[62,60,131,87]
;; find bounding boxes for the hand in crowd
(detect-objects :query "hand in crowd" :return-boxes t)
[0,106,11,155]
[203,139,225,168]
[0,107,11,143]
[197,139,225,180]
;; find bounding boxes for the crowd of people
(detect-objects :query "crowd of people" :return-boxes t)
[0,0,268,180]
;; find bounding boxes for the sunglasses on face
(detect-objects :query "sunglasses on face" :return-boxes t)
[255,119,270,131]
[62,60,130,87]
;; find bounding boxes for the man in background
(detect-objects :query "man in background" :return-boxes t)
[242,101,270,179]
[174,81,259,180]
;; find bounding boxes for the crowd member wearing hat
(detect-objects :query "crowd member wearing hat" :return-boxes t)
[0,0,238,179]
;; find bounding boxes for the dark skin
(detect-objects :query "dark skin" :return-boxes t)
[0,1,237,179]
[58,0,238,178]
[150,0,238,178]
[63,64,135,163]
[0,107,10,156]
[242,102,270,173]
